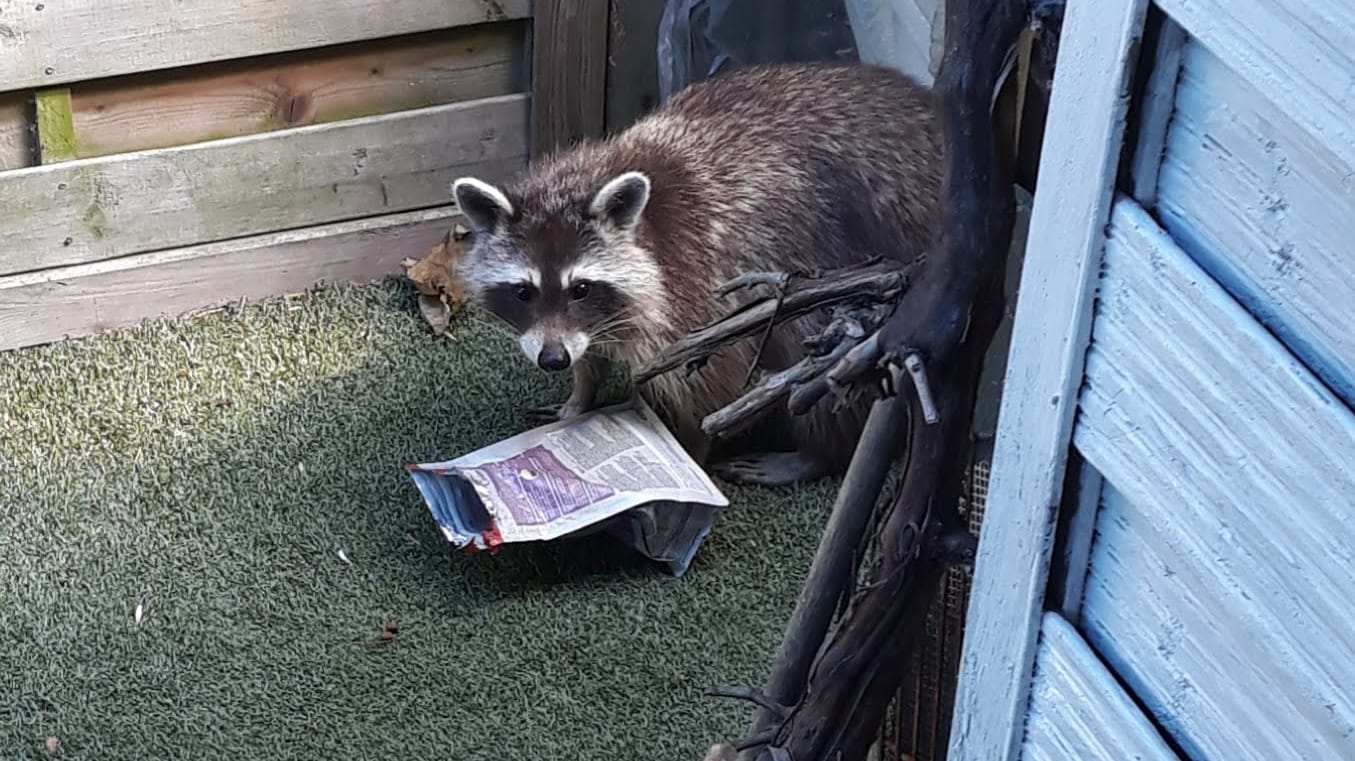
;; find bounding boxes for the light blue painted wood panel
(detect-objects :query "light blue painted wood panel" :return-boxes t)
[946,0,1152,756]
[1157,39,1355,410]
[1154,0,1355,171]
[1072,197,1355,761]
[1082,484,1355,761]
[1021,612,1180,761]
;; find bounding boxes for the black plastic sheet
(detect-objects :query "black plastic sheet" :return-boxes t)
[656,0,861,101]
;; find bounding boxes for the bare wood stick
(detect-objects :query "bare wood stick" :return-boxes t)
[734,733,776,752]
[708,686,791,720]
[633,260,914,385]
[791,333,884,415]
[905,352,940,424]
[736,0,1033,755]
[744,365,909,744]
[701,338,857,438]
[715,271,789,298]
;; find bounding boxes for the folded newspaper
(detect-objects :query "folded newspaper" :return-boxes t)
[406,397,729,577]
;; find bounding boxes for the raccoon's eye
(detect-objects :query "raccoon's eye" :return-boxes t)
[513,283,535,302]
[569,281,591,301]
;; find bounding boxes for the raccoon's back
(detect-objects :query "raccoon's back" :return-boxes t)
[624,62,942,300]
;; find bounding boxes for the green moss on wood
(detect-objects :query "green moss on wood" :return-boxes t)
[35,88,78,163]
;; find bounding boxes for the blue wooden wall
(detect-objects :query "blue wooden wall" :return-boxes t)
[949,1,1355,759]
[1071,31,1355,759]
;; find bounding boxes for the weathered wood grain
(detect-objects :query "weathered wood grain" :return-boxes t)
[1154,0,1354,171]
[0,93,33,171]
[0,93,527,277]
[0,0,531,91]
[1021,612,1180,761]
[945,0,1151,758]
[0,207,460,352]
[1156,39,1355,409]
[1083,485,1355,761]
[531,0,609,156]
[68,24,527,158]
[1074,197,1355,761]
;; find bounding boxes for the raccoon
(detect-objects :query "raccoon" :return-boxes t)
[450,61,941,486]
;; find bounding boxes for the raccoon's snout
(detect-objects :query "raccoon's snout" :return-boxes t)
[536,343,572,372]
[520,327,587,372]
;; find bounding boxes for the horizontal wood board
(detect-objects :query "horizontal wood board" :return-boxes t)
[1020,612,1179,761]
[0,207,460,351]
[0,0,531,91]
[945,0,1151,757]
[1072,197,1355,761]
[0,93,528,277]
[1156,39,1355,409]
[66,23,526,158]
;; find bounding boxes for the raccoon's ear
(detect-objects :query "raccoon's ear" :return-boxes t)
[589,171,651,230]
[451,177,514,234]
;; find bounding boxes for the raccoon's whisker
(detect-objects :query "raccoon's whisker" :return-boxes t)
[585,337,630,348]
[590,313,643,333]
[591,323,640,338]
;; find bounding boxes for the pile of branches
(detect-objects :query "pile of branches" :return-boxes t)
[633,0,1066,758]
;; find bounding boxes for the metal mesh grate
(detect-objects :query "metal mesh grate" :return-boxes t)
[875,459,990,761]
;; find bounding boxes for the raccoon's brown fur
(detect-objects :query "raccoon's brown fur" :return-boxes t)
[451,61,941,486]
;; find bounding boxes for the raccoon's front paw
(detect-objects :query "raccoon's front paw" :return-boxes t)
[525,401,588,423]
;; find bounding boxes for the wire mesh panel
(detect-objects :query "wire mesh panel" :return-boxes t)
[877,460,989,761]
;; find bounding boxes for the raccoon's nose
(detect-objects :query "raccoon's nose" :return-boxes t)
[537,343,572,372]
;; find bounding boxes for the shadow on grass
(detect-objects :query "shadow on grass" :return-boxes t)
[0,280,837,760]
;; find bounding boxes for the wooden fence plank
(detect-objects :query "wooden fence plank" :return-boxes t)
[0,93,528,277]
[1074,197,1355,760]
[0,208,459,352]
[0,94,33,171]
[1156,40,1355,409]
[530,0,609,156]
[1021,612,1180,761]
[0,0,531,91]
[68,24,527,159]
[944,0,1151,757]
[1154,0,1355,171]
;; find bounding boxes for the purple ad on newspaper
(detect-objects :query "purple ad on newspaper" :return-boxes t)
[472,444,617,526]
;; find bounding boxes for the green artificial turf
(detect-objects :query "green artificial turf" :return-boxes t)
[0,281,835,760]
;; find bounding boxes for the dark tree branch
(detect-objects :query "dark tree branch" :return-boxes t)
[701,332,859,439]
[715,271,790,298]
[734,734,775,753]
[742,368,911,740]
[721,0,1037,757]
[754,0,1029,755]
[632,259,916,387]
[707,686,793,721]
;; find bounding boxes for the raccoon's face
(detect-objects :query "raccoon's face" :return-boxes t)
[449,171,661,372]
